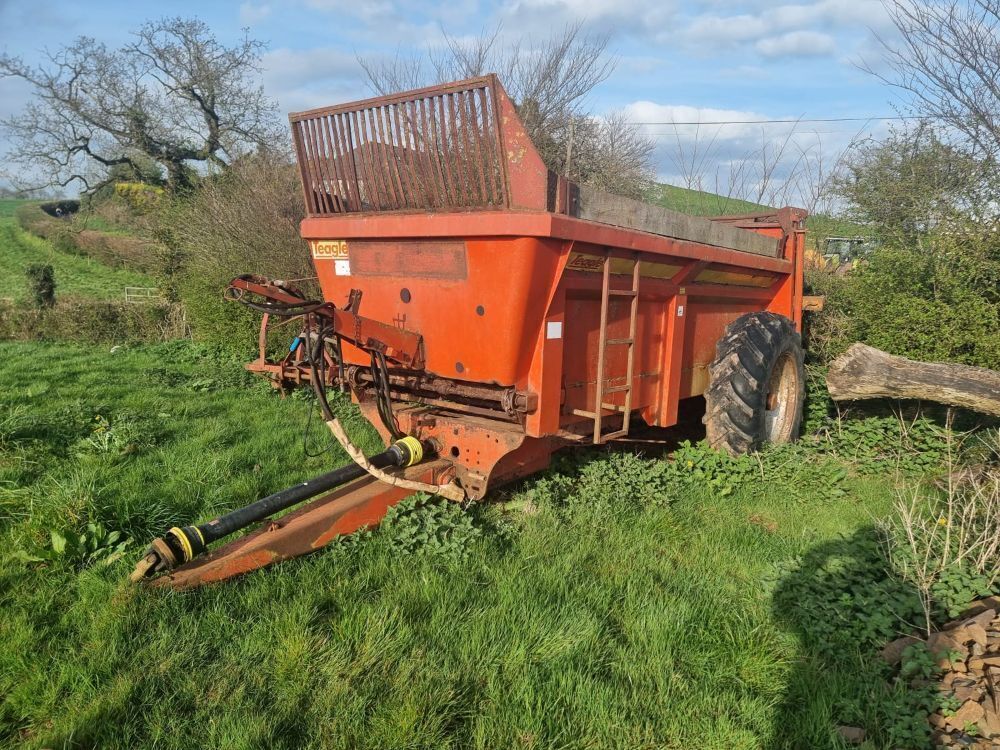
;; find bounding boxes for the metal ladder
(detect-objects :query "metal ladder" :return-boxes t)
[575,254,640,444]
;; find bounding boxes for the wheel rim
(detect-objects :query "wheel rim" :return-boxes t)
[763,351,799,444]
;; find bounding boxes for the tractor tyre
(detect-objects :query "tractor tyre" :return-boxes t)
[703,311,805,456]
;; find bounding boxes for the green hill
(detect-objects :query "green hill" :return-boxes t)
[648,183,772,216]
[649,183,867,250]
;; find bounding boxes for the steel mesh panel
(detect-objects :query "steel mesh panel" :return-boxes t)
[290,78,507,215]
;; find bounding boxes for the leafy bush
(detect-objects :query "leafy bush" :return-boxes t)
[824,412,950,475]
[25,263,55,308]
[114,181,165,213]
[380,493,481,562]
[521,450,676,515]
[821,126,1000,369]
[15,522,131,570]
[522,439,850,517]
[828,247,1000,369]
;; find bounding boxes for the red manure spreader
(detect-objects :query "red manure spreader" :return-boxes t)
[131,75,807,587]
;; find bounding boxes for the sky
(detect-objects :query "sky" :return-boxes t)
[0,0,909,203]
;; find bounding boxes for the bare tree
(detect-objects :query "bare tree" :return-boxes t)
[0,18,282,194]
[790,133,837,216]
[706,123,812,210]
[359,23,655,198]
[872,0,1000,159]
[665,123,722,195]
[561,111,656,196]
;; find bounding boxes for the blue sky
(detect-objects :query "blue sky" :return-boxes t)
[0,0,906,200]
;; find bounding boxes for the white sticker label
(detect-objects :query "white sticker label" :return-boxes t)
[546,321,563,339]
[677,305,684,317]
[334,259,351,276]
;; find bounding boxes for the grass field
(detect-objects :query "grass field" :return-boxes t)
[0,338,945,749]
[0,191,931,749]
[649,183,772,216]
[0,203,154,303]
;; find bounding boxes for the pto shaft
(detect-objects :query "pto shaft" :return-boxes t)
[130,436,427,582]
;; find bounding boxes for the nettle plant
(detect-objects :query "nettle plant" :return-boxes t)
[381,493,481,562]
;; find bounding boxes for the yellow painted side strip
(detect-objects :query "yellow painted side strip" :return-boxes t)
[694,269,774,288]
[565,252,681,279]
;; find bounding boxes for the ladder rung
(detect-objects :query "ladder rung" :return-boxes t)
[606,338,633,346]
[571,408,597,419]
[604,385,631,394]
[608,289,637,297]
[601,429,629,441]
[599,402,626,412]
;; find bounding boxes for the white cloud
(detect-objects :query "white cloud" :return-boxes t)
[755,30,836,58]
[262,47,360,90]
[682,0,890,58]
[625,101,770,128]
[239,2,272,25]
[261,47,367,113]
[499,0,677,39]
[685,14,769,45]
[304,0,395,22]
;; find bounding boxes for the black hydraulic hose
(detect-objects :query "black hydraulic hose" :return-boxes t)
[193,450,397,546]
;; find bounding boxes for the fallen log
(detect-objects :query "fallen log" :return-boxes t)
[826,343,1000,417]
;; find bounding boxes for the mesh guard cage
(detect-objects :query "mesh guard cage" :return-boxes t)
[290,76,509,216]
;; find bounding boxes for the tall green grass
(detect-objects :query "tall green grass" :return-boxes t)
[0,199,23,219]
[0,339,932,749]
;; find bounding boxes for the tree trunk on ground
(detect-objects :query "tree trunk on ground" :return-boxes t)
[826,343,1000,417]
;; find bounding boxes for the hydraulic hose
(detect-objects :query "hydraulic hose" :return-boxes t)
[130,435,429,582]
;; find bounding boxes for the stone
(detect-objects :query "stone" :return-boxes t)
[930,712,948,728]
[952,678,980,688]
[961,623,991,647]
[951,684,984,703]
[836,726,865,744]
[931,631,970,661]
[960,598,1000,620]
[882,635,921,665]
[969,658,985,671]
[981,706,1000,738]
[934,731,955,747]
[946,700,986,730]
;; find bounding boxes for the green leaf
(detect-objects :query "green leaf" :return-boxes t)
[50,530,67,555]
